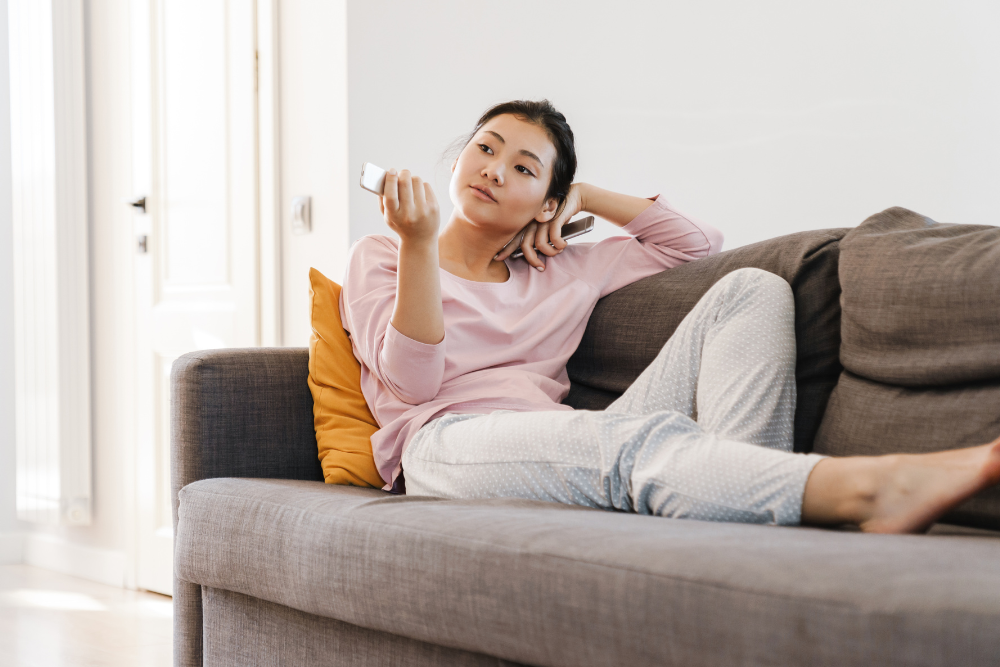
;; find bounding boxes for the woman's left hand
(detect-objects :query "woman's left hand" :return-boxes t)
[495,183,588,270]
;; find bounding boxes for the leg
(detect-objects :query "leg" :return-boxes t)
[605,268,797,452]
[403,410,1000,533]
[803,438,1000,533]
[403,407,826,525]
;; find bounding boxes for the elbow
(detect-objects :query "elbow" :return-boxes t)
[379,362,443,405]
[386,382,440,406]
[375,327,446,405]
[706,227,725,255]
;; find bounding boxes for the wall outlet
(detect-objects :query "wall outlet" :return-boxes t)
[291,196,311,235]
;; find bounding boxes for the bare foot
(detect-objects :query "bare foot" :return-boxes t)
[859,438,1000,534]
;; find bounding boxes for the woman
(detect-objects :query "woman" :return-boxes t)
[341,99,1000,533]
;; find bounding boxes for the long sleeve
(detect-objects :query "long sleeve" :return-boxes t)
[559,195,724,297]
[340,235,446,405]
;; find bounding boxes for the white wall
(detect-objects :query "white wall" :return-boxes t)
[0,0,23,554]
[345,0,1000,252]
[0,0,135,583]
[57,0,134,569]
[278,0,350,347]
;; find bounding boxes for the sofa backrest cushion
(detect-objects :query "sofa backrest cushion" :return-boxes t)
[307,268,385,488]
[813,208,1000,530]
[565,227,849,453]
[814,371,1000,530]
[838,206,1000,386]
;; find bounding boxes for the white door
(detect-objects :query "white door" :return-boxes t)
[131,0,259,595]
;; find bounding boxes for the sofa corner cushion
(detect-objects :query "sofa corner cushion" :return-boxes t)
[838,206,1000,386]
[176,478,1000,667]
[567,226,849,453]
[813,370,1000,530]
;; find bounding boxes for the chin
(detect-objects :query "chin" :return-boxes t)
[455,205,498,230]
[453,191,501,224]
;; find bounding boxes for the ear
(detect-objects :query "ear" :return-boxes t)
[451,158,458,173]
[534,196,560,223]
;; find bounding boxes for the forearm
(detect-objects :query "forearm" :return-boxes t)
[581,183,655,228]
[391,239,444,345]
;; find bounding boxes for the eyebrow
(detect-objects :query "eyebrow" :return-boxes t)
[484,130,545,168]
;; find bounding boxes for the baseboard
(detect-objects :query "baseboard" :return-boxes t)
[22,533,127,588]
[0,532,25,564]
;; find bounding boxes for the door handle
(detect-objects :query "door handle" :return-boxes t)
[129,196,146,213]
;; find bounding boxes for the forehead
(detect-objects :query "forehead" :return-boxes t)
[478,114,557,164]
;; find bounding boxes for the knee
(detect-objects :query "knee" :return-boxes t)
[721,267,792,298]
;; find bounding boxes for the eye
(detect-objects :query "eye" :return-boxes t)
[515,165,535,176]
[478,144,493,155]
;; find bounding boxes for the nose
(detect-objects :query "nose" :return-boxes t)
[482,161,504,187]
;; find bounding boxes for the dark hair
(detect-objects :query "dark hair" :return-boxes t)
[457,99,577,212]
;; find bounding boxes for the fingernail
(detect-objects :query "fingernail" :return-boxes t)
[388,168,397,175]
[536,265,544,271]
[493,254,499,260]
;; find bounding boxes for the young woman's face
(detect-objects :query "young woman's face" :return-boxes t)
[449,113,559,235]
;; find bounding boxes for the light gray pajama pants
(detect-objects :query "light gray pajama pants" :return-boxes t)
[402,267,829,526]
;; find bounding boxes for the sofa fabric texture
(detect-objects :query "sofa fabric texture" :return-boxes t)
[566,227,848,453]
[202,587,525,667]
[813,207,1000,529]
[838,207,1000,386]
[814,371,1000,529]
[171,349,323,667]
[177,478,1000,667]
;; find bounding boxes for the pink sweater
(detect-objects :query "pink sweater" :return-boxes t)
[339,196,724,490]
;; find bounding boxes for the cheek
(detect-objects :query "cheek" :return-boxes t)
[503,180,547,215]
[448,154,474,198]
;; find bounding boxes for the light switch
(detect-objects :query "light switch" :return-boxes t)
[291,196,311,235]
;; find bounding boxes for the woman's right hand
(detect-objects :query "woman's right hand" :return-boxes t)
[381,169,439,245]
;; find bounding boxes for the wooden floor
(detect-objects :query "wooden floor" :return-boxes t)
[0,565,172,667]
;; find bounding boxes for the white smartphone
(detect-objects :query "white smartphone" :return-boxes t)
[510,216,595,259]
[360,162,387,195]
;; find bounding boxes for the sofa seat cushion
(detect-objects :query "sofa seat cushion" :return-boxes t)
[176,478,1000,667]
[566,227,848,453]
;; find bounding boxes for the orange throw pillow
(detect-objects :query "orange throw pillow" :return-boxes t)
[307,267,384,487]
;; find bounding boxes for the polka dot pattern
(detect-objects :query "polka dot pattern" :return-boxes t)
[402,268,828,526]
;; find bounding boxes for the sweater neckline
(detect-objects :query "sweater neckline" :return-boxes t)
[439,258,514,287]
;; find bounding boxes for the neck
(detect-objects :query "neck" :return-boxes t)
[438,210,514,278]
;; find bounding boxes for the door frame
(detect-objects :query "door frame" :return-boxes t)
[257,0,281,347]
[123,0,281,591]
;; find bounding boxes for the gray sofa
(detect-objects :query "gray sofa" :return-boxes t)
[171,207,1000,667]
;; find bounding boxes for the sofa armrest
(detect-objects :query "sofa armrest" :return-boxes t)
[170,347,322,527]
[171,347,322,667]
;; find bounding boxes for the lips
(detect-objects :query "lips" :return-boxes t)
[470,184,497,203]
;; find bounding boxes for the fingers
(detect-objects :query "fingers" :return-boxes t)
[396,169,414,217]
[411,174,426,212]
[423,181,438,211]
[549,219,567,251]
[492,220,562,269]
[493,232,520,262]
[381,169,441,242]
[533,222,559,258]
[546,209,570,251]
[382,168,399,214]
[494,221,532,262]
[520,223,545,270]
